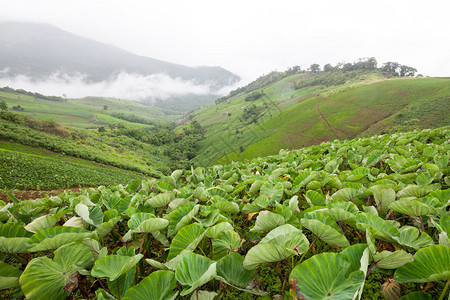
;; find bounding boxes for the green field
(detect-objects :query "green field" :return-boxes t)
[190,75,450,166]
[0,148,143,190]
[0,91,182,128]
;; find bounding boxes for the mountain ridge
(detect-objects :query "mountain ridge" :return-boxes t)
[0,22,240,90]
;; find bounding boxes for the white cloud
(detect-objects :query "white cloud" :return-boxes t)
[0,72,228,101]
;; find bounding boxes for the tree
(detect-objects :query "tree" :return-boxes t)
[323,64,334,72]
[0,100,7,111]
[399,65,417,77]
[309,64,321,74]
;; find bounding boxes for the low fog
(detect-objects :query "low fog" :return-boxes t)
[0,71,233,102]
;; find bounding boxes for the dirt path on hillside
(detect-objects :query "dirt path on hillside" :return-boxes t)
[89,113,99,124]
[316,100,339,139]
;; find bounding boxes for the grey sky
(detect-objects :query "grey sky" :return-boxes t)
[1,0,450,82]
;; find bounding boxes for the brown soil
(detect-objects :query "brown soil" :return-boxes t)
[0,187,86,202]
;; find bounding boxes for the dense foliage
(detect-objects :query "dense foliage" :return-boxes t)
[1,127,449,299]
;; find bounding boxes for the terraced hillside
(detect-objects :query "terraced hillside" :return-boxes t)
[190,72,450,166]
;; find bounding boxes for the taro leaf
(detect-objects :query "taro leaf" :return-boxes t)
[394,245,450,283]
[27,227,92,252]
[356,213,399,244]
[125,178,142,194]
[301,212,349,248]
[331,187,361,201]
[249,180,265,194]
[260,224,309,253]
[167,223,205,261]
[397,185,435,199]
[398,291,432,300]
[165,202,197,237]
[19,242,94,300]
[260,182,284,203]
[207,187,232,201]
[340,244,370,300]
[305,190,326,207]
[243,243,296,270]
[372,186,396,216]
[122,270,178,300]
[0,262,22,290]
[216,252,265,295]
[95,216,121,239]
[189,290,217,300]
[249,211,285,233]
[380,279,401,300]
[205,222,234,239]
[175,252,216,296]
[289,252,365,300]
[24,214,59,233]
[211,229,241,260]
[397,226,434,251]
[214,201,239,214]
[91,254,144,281]
[75,203,103,227]
[102,196,130,214]
[128,213,168,233]
[63,217,84,229]
[127,212,155,230]
[374,250,414,269]
[145,192,175,208]
[0,223,32,253]
[416,172,435,186]
[388,199,437,217]
[320,201,358,223]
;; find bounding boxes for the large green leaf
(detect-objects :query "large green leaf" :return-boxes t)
[24,214,59,233]
[249,211,285,233]
[19,242,94,300]
[330,188,361,201]
[301,213,349,248]
[260,224,309,253]
[374,250,414,269]
[122,270,178,300]
[145,192,175,208]
[389,199,437,217]
[211,229,241,260]
[0,223,32,253]
[0,262,22,290]
[260,182,284,203]
[128,213,169,233]
[394,245,450,283]
[372,186,396,216]
[175,252,216,296]
[167,223,205,261]
[397,226,434,251]
[216,252,265,295]
[356,213,399,244]
[289,252,365,300]
[75,203,104,227]
[27,226,92,252]
[91,253,143,281]
[243,243,296,270]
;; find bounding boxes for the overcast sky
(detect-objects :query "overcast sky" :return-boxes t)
[1,0,449,82]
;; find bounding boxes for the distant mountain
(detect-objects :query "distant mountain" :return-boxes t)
[0,22,240,105]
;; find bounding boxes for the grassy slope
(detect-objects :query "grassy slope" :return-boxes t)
[0,141,143,190]
[191,75,450,166]
[0,92,181,128]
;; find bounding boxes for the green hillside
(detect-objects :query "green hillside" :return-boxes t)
[0,87,182,128]
[190,69,450,166]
